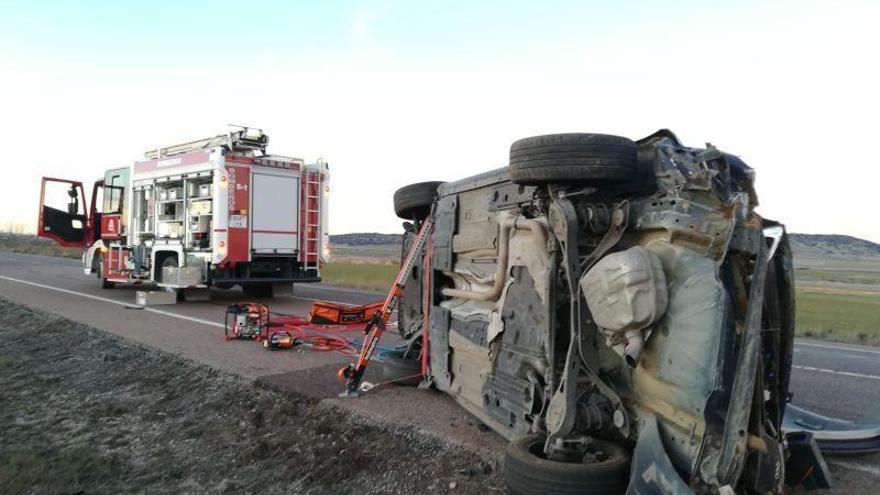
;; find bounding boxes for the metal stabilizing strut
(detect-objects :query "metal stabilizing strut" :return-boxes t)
[337,216,434,398]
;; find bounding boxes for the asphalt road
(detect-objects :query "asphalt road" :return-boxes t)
[1,251,878,492]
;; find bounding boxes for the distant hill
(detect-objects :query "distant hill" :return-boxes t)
[788,233,880,258]
[331,232,880,259]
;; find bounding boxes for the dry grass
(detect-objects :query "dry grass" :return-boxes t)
[320,262,399,291]
[0,234,81,259]
[795,289,880,345]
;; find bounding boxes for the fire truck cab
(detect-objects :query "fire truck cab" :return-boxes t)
[38,127,329,298]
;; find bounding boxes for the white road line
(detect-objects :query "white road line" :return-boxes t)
[137,307,223,328]
[795,341,880,355]
[0,275,223,328]
[793,364,880,381]
[828,459,880,477]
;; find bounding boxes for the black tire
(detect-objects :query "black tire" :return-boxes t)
[393,181,444,220]
[509,133,639,185]
[505,434,631,495]
[382,350,422,386]
[242,283,274,299]
[96,255,114,289]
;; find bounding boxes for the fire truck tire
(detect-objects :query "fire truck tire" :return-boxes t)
[242,283,274,299]
[96,256,114,289]
[509,133,639,185]
[382,350,422,386]
[393,181,445,220]
[504,434,631,495]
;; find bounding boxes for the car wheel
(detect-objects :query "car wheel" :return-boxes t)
[509,133,639,185]
[393,181,444,220]
[382,350,422,386]
[504,434,631,495]
[96,255,114,289]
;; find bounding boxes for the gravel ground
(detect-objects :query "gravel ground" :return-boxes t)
[0,298,503,494]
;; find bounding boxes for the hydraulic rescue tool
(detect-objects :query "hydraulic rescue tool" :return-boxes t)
[337,216,434,397]
[262,328,299,350]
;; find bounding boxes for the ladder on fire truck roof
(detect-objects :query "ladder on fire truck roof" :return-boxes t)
[144,126,269,159]
[302,166,322,273]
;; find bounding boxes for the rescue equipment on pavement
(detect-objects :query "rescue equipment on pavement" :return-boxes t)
[337,215,434,397]
[223,303,363,355]
[309,300,383,324]
[262,328,299,350]
[224,303,270,340]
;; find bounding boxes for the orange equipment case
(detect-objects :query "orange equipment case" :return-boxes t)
[309,301,383,325]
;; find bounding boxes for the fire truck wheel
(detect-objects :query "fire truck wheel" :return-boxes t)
[96,256,114,289]
[382,350,422,386]
[509,133,639,185]
[393,181,445,220]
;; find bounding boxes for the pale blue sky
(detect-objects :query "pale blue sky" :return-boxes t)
[2,1,878,240]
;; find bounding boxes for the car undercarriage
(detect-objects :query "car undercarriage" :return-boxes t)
[394,130,806,494]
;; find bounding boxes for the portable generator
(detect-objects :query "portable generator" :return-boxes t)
[224,303,270,341]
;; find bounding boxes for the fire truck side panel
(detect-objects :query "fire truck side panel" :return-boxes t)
[225,163,251,262]
[211,151,229,266]
[250,167,300,255]
[103,248,132,281]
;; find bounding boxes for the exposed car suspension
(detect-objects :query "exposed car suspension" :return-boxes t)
[576,390,614,432]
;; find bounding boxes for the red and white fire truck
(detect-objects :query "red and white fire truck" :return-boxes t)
[37,127,329,298]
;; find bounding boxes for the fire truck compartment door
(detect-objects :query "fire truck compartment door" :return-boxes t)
[38,177,89,247]
[251,170,299,254]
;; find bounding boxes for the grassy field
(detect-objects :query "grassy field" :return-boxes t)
[795,269,880,286]
[0,234,81,259]
[795,289,880,345]
[320,262,398,291]
[792,256,880,345]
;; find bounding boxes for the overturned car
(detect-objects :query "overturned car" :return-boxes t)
[393,131,801,494]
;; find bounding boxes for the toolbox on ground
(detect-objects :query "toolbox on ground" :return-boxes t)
[136,290,177,306]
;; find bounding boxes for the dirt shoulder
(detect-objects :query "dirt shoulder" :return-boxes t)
[0,299,502,494]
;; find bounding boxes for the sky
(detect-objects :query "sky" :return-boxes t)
[1,0,878,241]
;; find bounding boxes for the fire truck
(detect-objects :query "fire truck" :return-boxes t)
[37,127,329,298]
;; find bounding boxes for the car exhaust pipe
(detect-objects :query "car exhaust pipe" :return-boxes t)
[623,329,644,368]
[441,215,547,302]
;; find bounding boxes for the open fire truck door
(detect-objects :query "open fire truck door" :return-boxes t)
[38,178,89,248]
[39,176,127,248]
